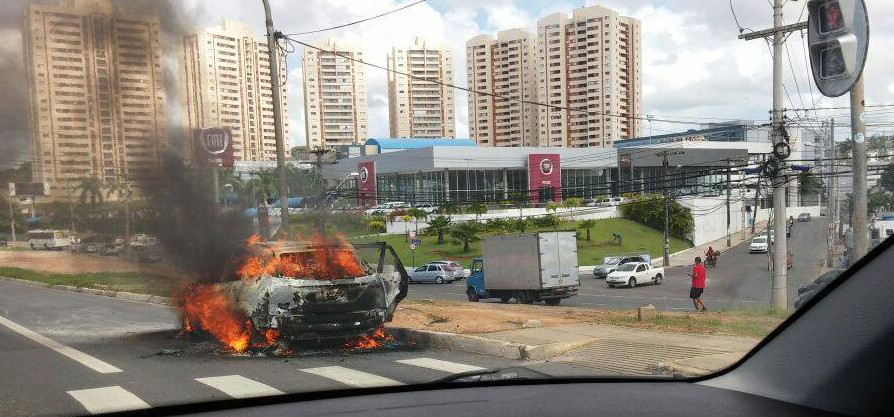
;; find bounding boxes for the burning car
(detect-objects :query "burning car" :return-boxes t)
[194,238,408,346]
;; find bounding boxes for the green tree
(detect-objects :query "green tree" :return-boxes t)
[467,201,488,220]
[289,146,308,159]
[868,191,894,214]
[427,215,451,244]
[449,221,481,253]
[545,201,561,213]
[798,172,824,196]
[72,177,104,205]
[563,197,582,220]
[441,200,462,215]
[879,163,894,193]
[255,168,279,202]
[578,219,597,241]
[837,141,853,159]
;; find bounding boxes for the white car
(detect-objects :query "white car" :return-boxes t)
[431,260,465,279]
[606,262,664,288]
[364,201,408,216]
[750,236,769,253]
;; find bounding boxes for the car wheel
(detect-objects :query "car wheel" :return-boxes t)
[545,298,561,306]
[499,296,511,303]
[516,291,533,304]
[607,284,615,288]
[435,277,444,284]
[628,278,637,288]
[654,274,662,285]
[467,289,479,302]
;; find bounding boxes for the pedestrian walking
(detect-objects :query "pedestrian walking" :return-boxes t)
[688,256,707,312]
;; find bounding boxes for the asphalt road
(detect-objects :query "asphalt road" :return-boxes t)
[0,280,589,417]
[406,219,832,311]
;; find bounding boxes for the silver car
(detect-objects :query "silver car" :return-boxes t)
[431,260,465,279]
[408,263,456,284]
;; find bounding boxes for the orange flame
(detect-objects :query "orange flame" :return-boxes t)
[235,234,366,282]
[177,285,252,352]
[343,326,393,350]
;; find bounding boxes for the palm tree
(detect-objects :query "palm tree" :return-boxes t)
[72,177,104,205]
[428,215,451,244]
[578,219,597,241]
[408,208,428,235]
[255,168,279,203]
[467,201,488,221]
[450,221,480,253]
[401,214,413,242]
[441,200,461,215]
[563,197,582,220]
[545,201,561,214]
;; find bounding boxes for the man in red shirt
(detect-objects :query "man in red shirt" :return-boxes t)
[689,256,707,312]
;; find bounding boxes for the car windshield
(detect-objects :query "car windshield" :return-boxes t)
[616,264,638,271]
[0,0,886,415]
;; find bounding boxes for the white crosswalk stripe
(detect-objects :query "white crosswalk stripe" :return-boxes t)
[396,358,486,374]
[67,386,150,414]
[301,366,404,388]
[195,375,284,399]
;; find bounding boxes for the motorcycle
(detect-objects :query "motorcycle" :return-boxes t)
[706,251,719,267]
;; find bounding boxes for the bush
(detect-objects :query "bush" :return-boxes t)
[530,214,562,228]
[483,218,513,233]
[619,194,693,240]
[366,220,386,234]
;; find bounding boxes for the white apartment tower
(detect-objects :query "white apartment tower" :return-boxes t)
[387,38,455,138]
[537,5,642,147]
[24,0,168,195]
[181,19,289,162]
[466,29,539,147]
[302,38,368,148]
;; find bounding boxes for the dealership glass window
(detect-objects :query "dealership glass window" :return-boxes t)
[561,169,608,198]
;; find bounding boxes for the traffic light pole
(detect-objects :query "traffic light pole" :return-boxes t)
[851,76,869,261]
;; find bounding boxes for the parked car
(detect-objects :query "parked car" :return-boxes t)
[798,212,812,222]
[431,260,465,280]
[750,236,769,253]
[408,263,456,284]
[413,204,438,214]
[606,262,664,288]
[593,255,648,279]
[101,243,124,256]
[363,202,408,216]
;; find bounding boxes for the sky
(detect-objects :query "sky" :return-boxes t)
[1,0,893,167]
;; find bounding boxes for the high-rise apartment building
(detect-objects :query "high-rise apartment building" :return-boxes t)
[466,29,539,147]
[537,5,642,147]
[24,0,168,195]
[302,37,368,148]
[387,38,455,138]
[181,19,289,162]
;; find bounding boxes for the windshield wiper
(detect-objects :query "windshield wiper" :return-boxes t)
[431,366,553,383]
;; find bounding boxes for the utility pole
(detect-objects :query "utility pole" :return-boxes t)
[827,119,836,267]
[726,159,732,247]
[851,76,869,261]
[8,198,16,243]
[262,0,290,235]
[739,0,793,308]
[657,150,683,267]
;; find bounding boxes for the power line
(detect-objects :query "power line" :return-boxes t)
[282,0,428,36]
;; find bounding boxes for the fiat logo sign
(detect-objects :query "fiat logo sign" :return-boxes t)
[539,158,554,175]
[199,128,230,155]
[359,166,369,183]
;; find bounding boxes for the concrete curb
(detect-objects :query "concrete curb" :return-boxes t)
[0,276,174,306]
[389,327,592,361]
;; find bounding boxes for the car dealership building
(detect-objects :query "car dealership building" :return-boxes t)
[322,138,768,207]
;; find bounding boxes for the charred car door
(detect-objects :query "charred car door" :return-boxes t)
[354,242,409,322]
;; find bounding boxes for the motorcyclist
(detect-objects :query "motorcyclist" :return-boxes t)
[705,246,718,266]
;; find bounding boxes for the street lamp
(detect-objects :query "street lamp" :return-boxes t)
[317,172,358,235]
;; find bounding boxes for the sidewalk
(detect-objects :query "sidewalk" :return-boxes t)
[394,321,758,377]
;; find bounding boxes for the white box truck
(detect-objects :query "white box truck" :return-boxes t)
[466,231,580,305]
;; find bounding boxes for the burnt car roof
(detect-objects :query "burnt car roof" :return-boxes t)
[249,240,355,255]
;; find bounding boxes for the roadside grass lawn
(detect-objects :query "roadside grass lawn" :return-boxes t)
[354,218,691,269]
[0,267,173,297]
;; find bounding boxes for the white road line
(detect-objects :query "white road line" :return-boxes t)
[396,358,486,374]
[67,386,150,414]
[301,366,404,388]
[0,314,122,373]
[195,375,283,399]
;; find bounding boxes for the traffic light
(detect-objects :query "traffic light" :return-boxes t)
[806,0,869,97]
